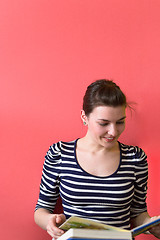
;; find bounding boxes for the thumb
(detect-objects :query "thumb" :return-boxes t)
[56,214,66,226]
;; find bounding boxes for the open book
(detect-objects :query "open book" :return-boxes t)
[56,216,160,240]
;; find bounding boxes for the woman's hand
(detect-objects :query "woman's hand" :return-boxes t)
[46,214,66,239]
[130,212,160,238]
[34,208,66,239]
[149,216,160,239]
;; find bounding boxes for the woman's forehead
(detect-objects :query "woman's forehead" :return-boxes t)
[89,105,126,120]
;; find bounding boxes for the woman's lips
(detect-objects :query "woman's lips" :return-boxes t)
[103,137,115,142]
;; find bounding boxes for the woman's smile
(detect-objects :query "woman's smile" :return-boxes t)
[103,136,116,142]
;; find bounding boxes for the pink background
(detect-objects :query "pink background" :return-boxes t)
[0,1,160,239]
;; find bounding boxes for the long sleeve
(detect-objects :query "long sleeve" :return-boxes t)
[35,142,62,213]
[130,147,148,218]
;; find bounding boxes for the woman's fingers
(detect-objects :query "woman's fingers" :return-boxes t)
[46,214,65,239]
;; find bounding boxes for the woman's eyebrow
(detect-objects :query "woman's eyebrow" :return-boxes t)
[117,116,126,121]
[98,116,126,122]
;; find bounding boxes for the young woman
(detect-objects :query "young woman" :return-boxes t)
[34,79,160,239]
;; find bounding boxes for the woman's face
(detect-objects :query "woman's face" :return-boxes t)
[82,105,126,150]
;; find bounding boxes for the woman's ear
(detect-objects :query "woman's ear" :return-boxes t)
[81,110,88,125]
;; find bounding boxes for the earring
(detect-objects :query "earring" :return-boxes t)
[83,121,87,125]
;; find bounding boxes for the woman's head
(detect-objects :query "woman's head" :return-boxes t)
[83,79,127,116]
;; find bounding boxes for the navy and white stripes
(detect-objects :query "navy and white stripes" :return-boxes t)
[35,139,148,230]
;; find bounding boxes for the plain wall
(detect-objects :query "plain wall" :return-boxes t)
[0,1,160,240]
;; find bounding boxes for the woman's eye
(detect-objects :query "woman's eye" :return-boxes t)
[98,121,125,126]
[116,121,125,125]
[98,123,109,126]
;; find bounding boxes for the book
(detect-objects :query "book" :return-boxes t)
[55,216,160,240]
[58,216,130,240]
[57,228,132,240]
[131,217,160,237]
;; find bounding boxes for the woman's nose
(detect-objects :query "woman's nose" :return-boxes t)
[108,124,117,136]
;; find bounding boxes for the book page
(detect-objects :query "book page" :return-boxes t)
[60,216,128,232]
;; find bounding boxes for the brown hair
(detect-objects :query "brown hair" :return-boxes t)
[83,79,127,116]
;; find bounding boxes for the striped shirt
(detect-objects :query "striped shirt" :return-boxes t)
[35,139,148,229]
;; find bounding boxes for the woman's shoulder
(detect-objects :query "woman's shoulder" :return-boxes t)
[44,139,77,165]
[47,139,77,154]
[119,142,147,161]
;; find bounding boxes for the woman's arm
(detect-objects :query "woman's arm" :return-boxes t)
[34,142,64,238]
[34,208,66,239]
[130,211,151,228]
